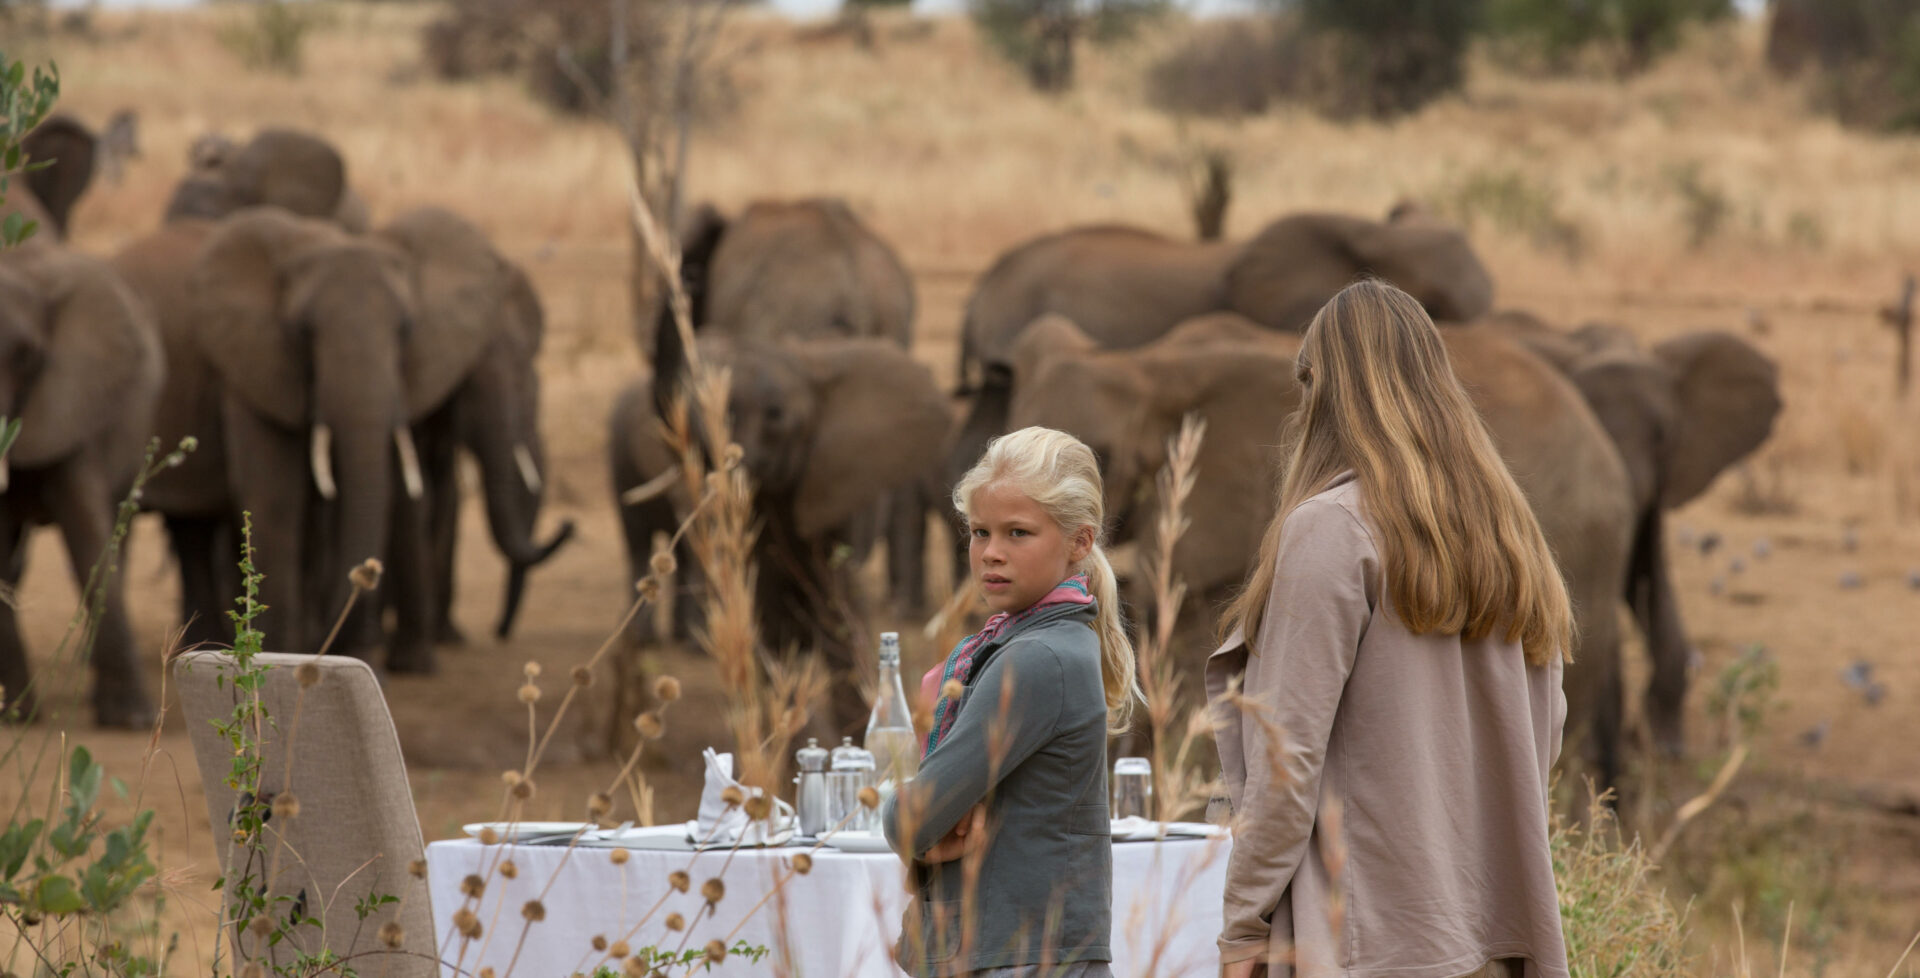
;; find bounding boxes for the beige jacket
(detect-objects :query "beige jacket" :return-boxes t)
[1205,473,1570,978]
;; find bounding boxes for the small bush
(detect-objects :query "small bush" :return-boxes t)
[1275,0,1477,119]
[1439,168,1585,261]
[1665,160,1730,250]
[1483,0,1732,76]
[217,1,320,76]
[972,0,1169,92]
[1553,799,1693,978]
[1767,0,1920,131]
[1145,18,1287,118]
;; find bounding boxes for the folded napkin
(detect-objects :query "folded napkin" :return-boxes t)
[696,748,796,847]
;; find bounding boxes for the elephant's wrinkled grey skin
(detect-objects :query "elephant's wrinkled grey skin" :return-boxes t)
[1486,311,1782,757]
[1224,210,1494,334]
[0,242,165,728]
[165,129,369,231]
[654,198,931,612]
[1007,314,1637,797]
[375,208,575,645]
[613,321,953,731]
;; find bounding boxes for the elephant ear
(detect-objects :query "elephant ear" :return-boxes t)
[1009,313,1098,383]
[790,340,952,539]
[190,208,336,428]
[1651,330,1782,509]
[20,115,96,238]
[678,201,730,329]
[1343,216,1494,323]
[377,207,512,419]
[7,248,162,468]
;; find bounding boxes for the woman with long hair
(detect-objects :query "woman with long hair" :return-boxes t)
[1209,280,1572,978]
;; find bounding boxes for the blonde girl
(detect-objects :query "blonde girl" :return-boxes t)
[883,426,1139,978]
[1209,280,1573,978]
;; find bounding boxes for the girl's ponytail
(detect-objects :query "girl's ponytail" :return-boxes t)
[1082,542,1141,734]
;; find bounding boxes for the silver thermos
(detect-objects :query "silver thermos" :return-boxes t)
[794,737,831,837]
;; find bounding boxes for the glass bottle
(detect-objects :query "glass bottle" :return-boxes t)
[864,631,920,788]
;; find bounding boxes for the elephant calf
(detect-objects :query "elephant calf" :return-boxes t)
[0,241,164,728]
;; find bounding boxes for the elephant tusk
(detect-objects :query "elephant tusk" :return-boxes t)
[514,443,543,496]
[620,466,681,506]
[311,424,338,501]
[394,426,425,502]
[0,457,9,494]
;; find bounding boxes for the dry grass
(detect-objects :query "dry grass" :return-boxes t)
[4,4,1920,975]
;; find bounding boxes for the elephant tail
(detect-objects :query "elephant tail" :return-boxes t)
[495,519,577,639]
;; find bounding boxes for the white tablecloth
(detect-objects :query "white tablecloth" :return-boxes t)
[427,834,1231,978]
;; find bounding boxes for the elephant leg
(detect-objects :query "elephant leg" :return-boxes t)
[385,485,437,675]
[167,515,234,651]
[47,459,154,729]
[1632,509,1689,758]
[757,507,865,733]
[0,505,34,723]
[946,376,1012,588]
[884,479,932,618]
[223,402,309,654]
[422,411,465,647]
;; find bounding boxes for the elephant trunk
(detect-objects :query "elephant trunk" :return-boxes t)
[322,416,395,655]
[472,430,574,638]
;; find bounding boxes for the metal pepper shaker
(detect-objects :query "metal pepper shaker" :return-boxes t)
[795,738,830,837]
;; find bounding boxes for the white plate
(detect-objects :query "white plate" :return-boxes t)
[821,831,894,854]
[1110,818,1230,843]
[462,821,595,844]
[579,822,698,850]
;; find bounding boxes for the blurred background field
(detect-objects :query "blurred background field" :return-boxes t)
[4,1,1920,974]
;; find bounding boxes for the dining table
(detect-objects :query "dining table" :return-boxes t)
[425,823,1233,978]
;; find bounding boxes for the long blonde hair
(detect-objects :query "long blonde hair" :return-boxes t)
[1220,280,1573,666]
[955,426,1141,732]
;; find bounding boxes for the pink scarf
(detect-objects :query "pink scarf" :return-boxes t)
[921,575,1094,758]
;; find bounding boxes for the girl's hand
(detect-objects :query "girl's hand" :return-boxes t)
[1220,957,1266,978]
[920,803,987,864]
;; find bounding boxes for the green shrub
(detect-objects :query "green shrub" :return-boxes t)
[1438,167,1586,261]
[1767,0,1920,131]
[971,0,1169,92]
[1553,800,1694,978]
[216,1,321,76]
[1276,0,1479,119]
[1483,0,1731,75]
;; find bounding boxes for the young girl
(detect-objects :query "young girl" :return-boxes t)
[882,426,1138,978]
[1209,280,1572,978]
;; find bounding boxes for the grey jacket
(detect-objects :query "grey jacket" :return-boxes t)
[882,602,1112,976]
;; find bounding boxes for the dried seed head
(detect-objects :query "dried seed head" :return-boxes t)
[609,940,631,959]
[499,860,518,880]
[609,848,630,865]
[501,770,523,787]
[571,665,594,687]
[591,935,609,952]
[719,785,744,808]
[653,675,682,702]
[270,792,300,820]
[721,443,745,471]
[634,712,664,739]
[517,683,541,705]
[665,912,686,931]
[649,551,677,577]
[705,939,728,964]
[349,558,383,592]
[588,792,613,818]
[296,662,321,688]
[378,921,404,949]
[668,870,690,892]
[460,874,486,898]
[701,878,725,904]
[523,661,542,679]
[521,899,546,922]
[512,779,536,801]
[479,969,494,978]
[941,679,963,700]
[478,827,500,845]
[635,577,661,600]
[247,915,272,937]
[743,795,772,820]
[621,958,647,978]
[408,858,427,879]
[452,908,481,939]
[859,786,880,810]
[239,961,266,978]
[790,852,813,875]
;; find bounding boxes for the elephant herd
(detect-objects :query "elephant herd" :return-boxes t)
[614,196,1782,795]
[1,121,570,729]
[4,113,1784,797]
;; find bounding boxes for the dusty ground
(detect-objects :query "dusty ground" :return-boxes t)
[3,4,1919,975]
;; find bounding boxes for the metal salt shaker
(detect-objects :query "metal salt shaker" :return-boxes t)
[794,738,830,837]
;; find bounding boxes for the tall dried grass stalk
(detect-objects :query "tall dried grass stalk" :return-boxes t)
[1136,414,1214,821]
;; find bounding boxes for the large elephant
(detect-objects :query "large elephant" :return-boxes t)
[949,208,1494,540]
[611,324,953,730]
[375,208,575,644]
[1485,311,1782,756]
[655,197,933,610]
[165,128,370,232]
[1006,313,1637,794]
[126,208,511,670]
[0,242,165,727]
